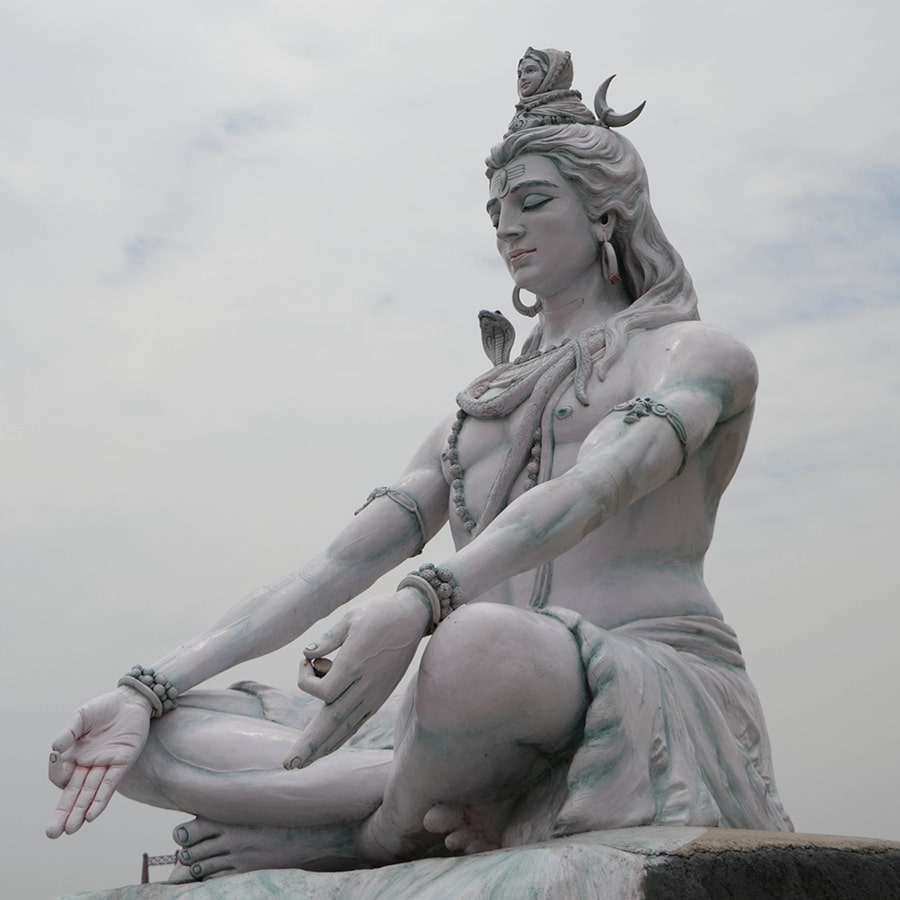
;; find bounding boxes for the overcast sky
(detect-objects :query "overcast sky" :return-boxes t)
[3,2,899,896]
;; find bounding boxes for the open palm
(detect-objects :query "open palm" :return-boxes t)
[47,689,151,837]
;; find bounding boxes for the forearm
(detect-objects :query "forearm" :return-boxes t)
[442,418,683,602]
[150,498,430,690]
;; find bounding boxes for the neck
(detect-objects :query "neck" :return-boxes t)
[537,269,630,347]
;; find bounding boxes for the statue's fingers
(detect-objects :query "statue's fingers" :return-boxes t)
[46,811,67,839]
[282,723,328,770]
[84,766,121,823]
[301,618,351,662]
[51,709,86,755]
[296,656,325,698]
[296,652,359,702]
[282,692,363,770]
[46,802,70,839]
[46,765,88,838]
[48,751,76,789]
[65,765,108,834]
[316,704,373,758]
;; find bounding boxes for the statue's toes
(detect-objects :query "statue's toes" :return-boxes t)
[178,837,231,867]
[437,802,505,854]
[169,858,233,882]
[444,826,479,852]
[167,862,195,884]
[187,856,235,880]
[173,817,222,848]
[423,803,466,834]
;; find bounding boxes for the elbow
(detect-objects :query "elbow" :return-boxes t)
[533,472,618,550]
[576,461,634,533]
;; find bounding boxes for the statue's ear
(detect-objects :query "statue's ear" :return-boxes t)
[593,211,617,243]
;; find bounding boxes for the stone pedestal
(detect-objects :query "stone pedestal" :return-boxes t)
[60,827,900,900]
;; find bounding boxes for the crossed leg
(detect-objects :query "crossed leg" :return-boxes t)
[118,686,393,877]
[118,603,587,877]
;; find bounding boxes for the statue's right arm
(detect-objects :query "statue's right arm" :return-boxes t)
[148,416,451,692]
[47,417,451,837]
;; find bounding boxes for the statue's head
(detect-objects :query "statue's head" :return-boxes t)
[516,47,573,98]
[486,124,654,304]
[486,51,698,366]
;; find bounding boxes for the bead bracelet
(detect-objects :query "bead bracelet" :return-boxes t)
[397,564,462,632]
[118,665,179,718]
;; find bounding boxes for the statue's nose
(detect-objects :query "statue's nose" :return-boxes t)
[496,215,525,242]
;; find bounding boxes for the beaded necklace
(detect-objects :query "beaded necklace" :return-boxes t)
[451,321,610,535]
[444,410,542,534]
[444,339,574,534]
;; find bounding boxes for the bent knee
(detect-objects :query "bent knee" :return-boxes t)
[427,602,522,659]
[415,603,587,742]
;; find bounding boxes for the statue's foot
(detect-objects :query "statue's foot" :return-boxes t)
[170,816,364,880]
[356,798,515,865]
[423,802,514,855]
[355,804,447,865]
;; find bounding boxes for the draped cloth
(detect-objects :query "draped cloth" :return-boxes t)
[540,608,793,836]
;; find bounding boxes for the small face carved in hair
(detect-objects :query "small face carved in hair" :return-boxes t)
[517,57,545,98]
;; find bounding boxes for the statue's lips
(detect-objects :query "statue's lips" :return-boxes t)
[508,249,536,266]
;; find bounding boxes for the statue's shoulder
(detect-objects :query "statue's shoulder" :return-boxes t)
[631,321,758,413]
[636,320,756,370]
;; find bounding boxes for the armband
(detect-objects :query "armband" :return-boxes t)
[355,486,427,555]
[611,397,689,476]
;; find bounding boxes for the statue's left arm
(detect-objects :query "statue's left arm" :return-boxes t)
[447,324,757,597]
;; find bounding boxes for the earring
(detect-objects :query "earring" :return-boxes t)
[597,212,622,286]
[601,240,621,285]
[512,286,542,317]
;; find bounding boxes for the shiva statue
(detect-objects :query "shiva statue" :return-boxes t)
[48,48,792,880]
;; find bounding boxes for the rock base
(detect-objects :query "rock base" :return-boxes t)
[60,827,900,900]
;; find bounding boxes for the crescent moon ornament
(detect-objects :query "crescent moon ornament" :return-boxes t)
[594,75,646,128]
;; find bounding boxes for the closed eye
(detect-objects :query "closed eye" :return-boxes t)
[522,195,552,212]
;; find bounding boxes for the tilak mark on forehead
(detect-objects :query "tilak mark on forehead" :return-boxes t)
[493,164,527,198]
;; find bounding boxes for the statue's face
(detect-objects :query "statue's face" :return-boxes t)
[517,58,544,97]
[488,154,599,300]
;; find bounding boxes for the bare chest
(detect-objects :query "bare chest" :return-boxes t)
[442,358,635,531]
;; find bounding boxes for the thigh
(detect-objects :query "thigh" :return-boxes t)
[149,702,305,771]
[177,687,267,718]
